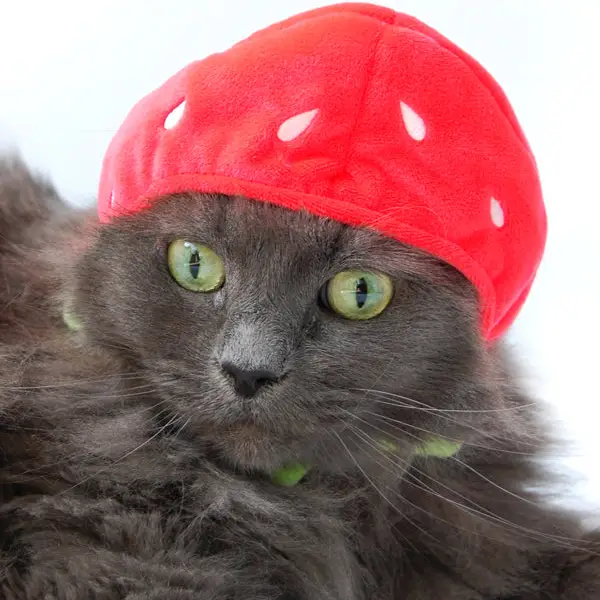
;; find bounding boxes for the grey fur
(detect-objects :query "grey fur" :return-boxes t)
[0,156,599,599]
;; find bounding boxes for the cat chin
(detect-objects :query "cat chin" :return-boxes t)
[208,424,312,472]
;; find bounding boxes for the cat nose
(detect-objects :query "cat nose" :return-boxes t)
[221,362,281,398]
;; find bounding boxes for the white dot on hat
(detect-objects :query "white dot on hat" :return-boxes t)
[109,190,115,207]
[164,100,186,130]
[400,101,426,142]
[277,109,319,142]
[490,197,505,227]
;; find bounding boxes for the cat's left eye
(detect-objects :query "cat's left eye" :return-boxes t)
[167,239,225,292]
[322,269,394,320]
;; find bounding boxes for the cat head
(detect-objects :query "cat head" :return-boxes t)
[73,3,544,482]
[65,193,505,478]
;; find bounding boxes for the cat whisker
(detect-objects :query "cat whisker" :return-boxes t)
[10,404,177,479]
[57,413,183,495]
[344,423,521,549]
[350,407,562,519]
[329,429,426,553]
[6,389,166,418]
[350,387,536,413]
[365,411,539,457]
[340,407,524,456]
[49,382,162,401]
[67,386,164,402]
[448,455,550,510]
[0,371,152,391]
[91,339,137,353]
[370,398,536,414]
[343,408,543,515]
[360,426,521,520]
[171,416,192,443]
[349,422,518,518]
[346,423,600,554]
[353,392,542,449]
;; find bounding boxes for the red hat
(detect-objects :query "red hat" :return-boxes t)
[98,2,546,341]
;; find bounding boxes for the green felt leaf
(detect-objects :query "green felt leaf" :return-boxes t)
[413,438,462,458]
[63,308,83,332]
[270,462,310,487]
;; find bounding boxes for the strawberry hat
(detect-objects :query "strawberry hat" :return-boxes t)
[98,2,547,341]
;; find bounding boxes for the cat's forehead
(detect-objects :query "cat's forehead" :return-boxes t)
[110,192,457,282]
[133,193,390,252]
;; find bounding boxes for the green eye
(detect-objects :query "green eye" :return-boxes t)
[325,270,393,320]
[167,239,225,292]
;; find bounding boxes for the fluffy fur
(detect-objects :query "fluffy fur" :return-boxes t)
[0,156,598,599]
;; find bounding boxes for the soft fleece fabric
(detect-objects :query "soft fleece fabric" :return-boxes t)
[98,2,547,341]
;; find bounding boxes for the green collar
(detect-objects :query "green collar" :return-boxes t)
[271,437,463,487]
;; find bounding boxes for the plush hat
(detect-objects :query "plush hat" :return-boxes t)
[98,2,546,341]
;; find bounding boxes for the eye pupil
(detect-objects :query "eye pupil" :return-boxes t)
[189,250,201,279]
[325,269,393,321]
[355,277,368,309]
[167,239,225,293]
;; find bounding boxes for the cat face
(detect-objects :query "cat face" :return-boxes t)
[69,194,491,473]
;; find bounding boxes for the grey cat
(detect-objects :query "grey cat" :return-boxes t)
[0,156,599,599]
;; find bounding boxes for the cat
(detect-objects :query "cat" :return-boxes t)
[0,155,599,599]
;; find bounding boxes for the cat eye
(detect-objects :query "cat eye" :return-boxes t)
[322,270,393,320]
[167,239,225,292]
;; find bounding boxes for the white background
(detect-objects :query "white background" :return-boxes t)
[1,1,599,513]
